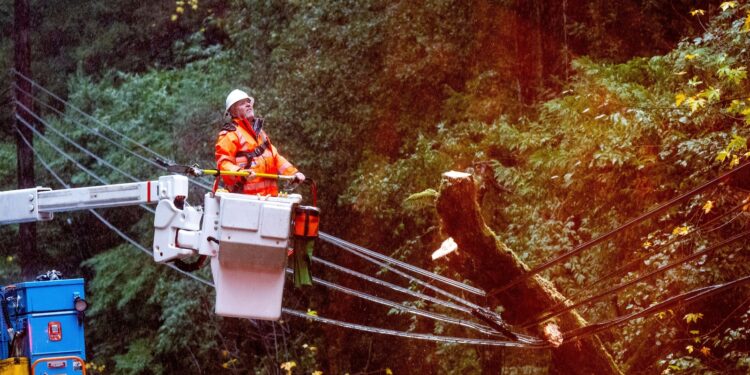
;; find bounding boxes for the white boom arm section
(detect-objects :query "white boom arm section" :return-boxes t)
[0,175,305,321]
[0,175,188,225]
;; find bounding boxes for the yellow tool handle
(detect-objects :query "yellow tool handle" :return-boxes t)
[202,169,295,180]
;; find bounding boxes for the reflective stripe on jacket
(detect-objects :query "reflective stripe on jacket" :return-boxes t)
[214,117,298,196]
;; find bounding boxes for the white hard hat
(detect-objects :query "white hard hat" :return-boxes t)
[225,89,254,114]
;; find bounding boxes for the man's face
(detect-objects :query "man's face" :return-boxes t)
[230,98,254,120]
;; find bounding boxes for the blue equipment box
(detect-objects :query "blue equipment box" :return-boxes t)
[1,279,87,374]
[5,279,85,315]
[24,311,86,374]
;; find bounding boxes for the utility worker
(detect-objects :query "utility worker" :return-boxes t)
[215,89,305,195]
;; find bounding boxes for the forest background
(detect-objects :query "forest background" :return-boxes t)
[1,0,750,374]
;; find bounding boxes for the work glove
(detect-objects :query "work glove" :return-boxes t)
[293,172,306,184]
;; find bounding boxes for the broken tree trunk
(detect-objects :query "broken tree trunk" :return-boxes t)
[435,171,622,375]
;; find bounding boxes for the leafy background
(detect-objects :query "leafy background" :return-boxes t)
[1,0,750,373]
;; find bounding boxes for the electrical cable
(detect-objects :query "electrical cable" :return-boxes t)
[280,308,548,348]
[17,99,495,331]
[13,84,172,172]
[13,78,750,350]
[312,255,472,314]
[16,101,140,182]
[526,201,746,327]
[30,151,546,348]
[15,114,155,214]
[16,100,486,318]
[15,126,209,288]
[320,233,486,297]
[12,69,169,163]
[15,115,107,184]
[322,236,484,311]
[35,131,750,348]
[562,274,750,343]
[523,229,750,328]
[490,159,750,297]
[11,81,213,190]
[282,269,529,340]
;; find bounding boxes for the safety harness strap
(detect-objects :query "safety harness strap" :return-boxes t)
[236,133,270,159]
[223,117,270,160]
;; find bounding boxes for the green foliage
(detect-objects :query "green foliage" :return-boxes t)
[658,305,750,374]
[345,1,750,372]
[0,142,16,189]
[403,188,438,210]
[53,51,240,189]
[112,339,162,375]
[2,0,750,373]
[433,342,482,374]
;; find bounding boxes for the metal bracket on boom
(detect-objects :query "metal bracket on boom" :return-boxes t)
[0,187,53,224]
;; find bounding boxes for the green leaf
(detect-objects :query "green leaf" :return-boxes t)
[702,87,721,102]
[684,312,704,324]
[686,97,707,113]
[719,1,737,11]
[717,66,747,85]
[403,188,439,209]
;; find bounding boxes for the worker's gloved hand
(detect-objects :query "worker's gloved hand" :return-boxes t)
[238,170,255,187]
[293,172,306,184]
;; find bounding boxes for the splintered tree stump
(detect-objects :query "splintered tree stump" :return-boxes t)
[436,171,622,375]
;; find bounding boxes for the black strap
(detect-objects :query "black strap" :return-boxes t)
[220,118,269,160]
[237,132,271,159]
[173,255,209,272]
[252,117,264,134]
[221,122,237,132]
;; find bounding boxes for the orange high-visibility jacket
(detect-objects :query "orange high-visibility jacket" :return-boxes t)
[215,117,297,196]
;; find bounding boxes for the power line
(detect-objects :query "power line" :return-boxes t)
[320,233,486,297]
[15,126,210,288]
[323,235,484,311]
[16,101,140,182]
[15,102,493,332]
[523,229,750,328]
[563,274,750,343]
[10,80,213,190]
[11,75,478,304]
[12,69,168,163]
[14,114,155,215]
[525,201,746,327]
[490,160,750,297]
[18,97,485,317]
[288,269,533,340]
[12,83,171,171]
[280,308,547,348]
[18,74,750,349]
[312,255,472,314]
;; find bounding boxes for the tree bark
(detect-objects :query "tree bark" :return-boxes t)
[435,171,622,375]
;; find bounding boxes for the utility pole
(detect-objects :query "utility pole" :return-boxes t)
[14,0,38,279]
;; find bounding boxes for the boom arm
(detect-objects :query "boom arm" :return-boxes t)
[0,175,189,225]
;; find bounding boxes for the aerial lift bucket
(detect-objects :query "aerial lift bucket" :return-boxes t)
[207,192,302,320]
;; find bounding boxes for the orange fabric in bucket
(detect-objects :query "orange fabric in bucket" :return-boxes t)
[294,206,320,238]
